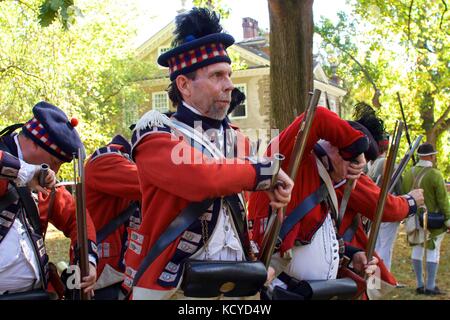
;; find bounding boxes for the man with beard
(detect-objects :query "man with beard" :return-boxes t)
[123,8,293,300]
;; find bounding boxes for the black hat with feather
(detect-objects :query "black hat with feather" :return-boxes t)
[157,7,235,81]
[348,102,386,161]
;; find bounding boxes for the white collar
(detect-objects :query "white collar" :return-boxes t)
[14,135,24,160]
[182,101,203,116]
[417,159,433,167]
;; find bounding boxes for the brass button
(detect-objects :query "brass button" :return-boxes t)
[219,282,235,293]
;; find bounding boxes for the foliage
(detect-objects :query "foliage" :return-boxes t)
[192,0,231,19]
[315,0,450,178]
[0,0,157,180]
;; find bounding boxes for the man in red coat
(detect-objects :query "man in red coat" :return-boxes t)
[85,134,141,299]
[0,101,98,299]
[312,110,424,299]
[248,105,383,299]
[123,8,293,300]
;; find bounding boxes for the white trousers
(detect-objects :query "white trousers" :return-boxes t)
[374,221,400,270]
[411,233,445,263]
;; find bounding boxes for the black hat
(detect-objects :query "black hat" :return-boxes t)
[22,101,84,162]
[347,120,379,161]
[157,7,235,81]
[417,143,437,156]
[227,87,246,115]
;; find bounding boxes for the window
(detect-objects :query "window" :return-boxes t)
[152,91,169,113]
[158,46,171,56]
[158,46,171,69]
[229,84,247,119]
[124,105,138,127]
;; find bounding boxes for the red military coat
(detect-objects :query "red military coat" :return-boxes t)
[248,107,367,253]
[85,144,141,276]
[337,174,414,286]
[123,121,262,294]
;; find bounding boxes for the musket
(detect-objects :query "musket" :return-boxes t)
[388,135,423,194]
[337,161,358,228]
[73,148,91,300]
[259,89,322,268]
[38,163,50,187]
[396,92,416,165]
[365,120,404,263]
[422,206,429,289]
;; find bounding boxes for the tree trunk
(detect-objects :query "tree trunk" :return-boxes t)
[268,0,314,130]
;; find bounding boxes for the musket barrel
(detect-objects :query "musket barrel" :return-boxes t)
[74,148,90,300]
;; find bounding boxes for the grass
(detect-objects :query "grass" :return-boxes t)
[383,224,450,300]
[45,223,449,300]
[45,223,70,264]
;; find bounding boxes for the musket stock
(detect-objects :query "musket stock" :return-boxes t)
[366,121,404,263]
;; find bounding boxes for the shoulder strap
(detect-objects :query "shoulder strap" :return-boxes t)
[279,184,328,241]
[131,198,215,288]
[342,213,361,242]
[96,201,139,244]
[224,194,250,254]
[412,166,431,189]
[0,186,19,213]
[1,135,42,235]
[15,186,42,235]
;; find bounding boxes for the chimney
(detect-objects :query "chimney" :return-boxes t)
[242,17,258,40]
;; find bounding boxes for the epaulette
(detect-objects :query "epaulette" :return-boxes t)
[130,110,177,159]
[89,146,130,163]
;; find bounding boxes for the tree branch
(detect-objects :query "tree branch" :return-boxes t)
[441,0,448,30]
[433,104,450,131]
[0,64,45,82]
[321,36,381,107]
[408,0,414,42]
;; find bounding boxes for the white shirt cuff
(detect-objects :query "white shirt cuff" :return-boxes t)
[13,160,38,187]
[88,254,97,267]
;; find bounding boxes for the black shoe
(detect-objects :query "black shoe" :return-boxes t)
[416,287,425,294]
[425,287,446,295]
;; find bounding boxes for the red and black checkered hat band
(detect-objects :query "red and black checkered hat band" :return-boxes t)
[23,117,71,161]
[167,42,230,80]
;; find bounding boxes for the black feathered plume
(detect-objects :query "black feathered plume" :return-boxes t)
[352,102,385,143]
[172,7,222,47]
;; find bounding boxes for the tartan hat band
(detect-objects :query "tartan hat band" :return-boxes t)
[22,117,71,161]
[167,42,229,79]
[158,33,235,81]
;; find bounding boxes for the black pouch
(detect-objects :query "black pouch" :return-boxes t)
[419,211,445,229]
[0,289,50,300]
[272,277,357,300]
[180,260,267,298]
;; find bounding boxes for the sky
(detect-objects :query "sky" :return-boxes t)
[132,0,350,47]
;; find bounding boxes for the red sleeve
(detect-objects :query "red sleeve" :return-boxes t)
[85,154,141,201]
[342,174,410,222]
[39,187,96,244]
[134,133,258,202]
[267,107,367,162]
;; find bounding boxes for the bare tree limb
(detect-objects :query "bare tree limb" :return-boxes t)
[408,0,414,42]
[432,104,450,132]
[0,64,45,82]
[321,36,381,107]
[441,0,448,30]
